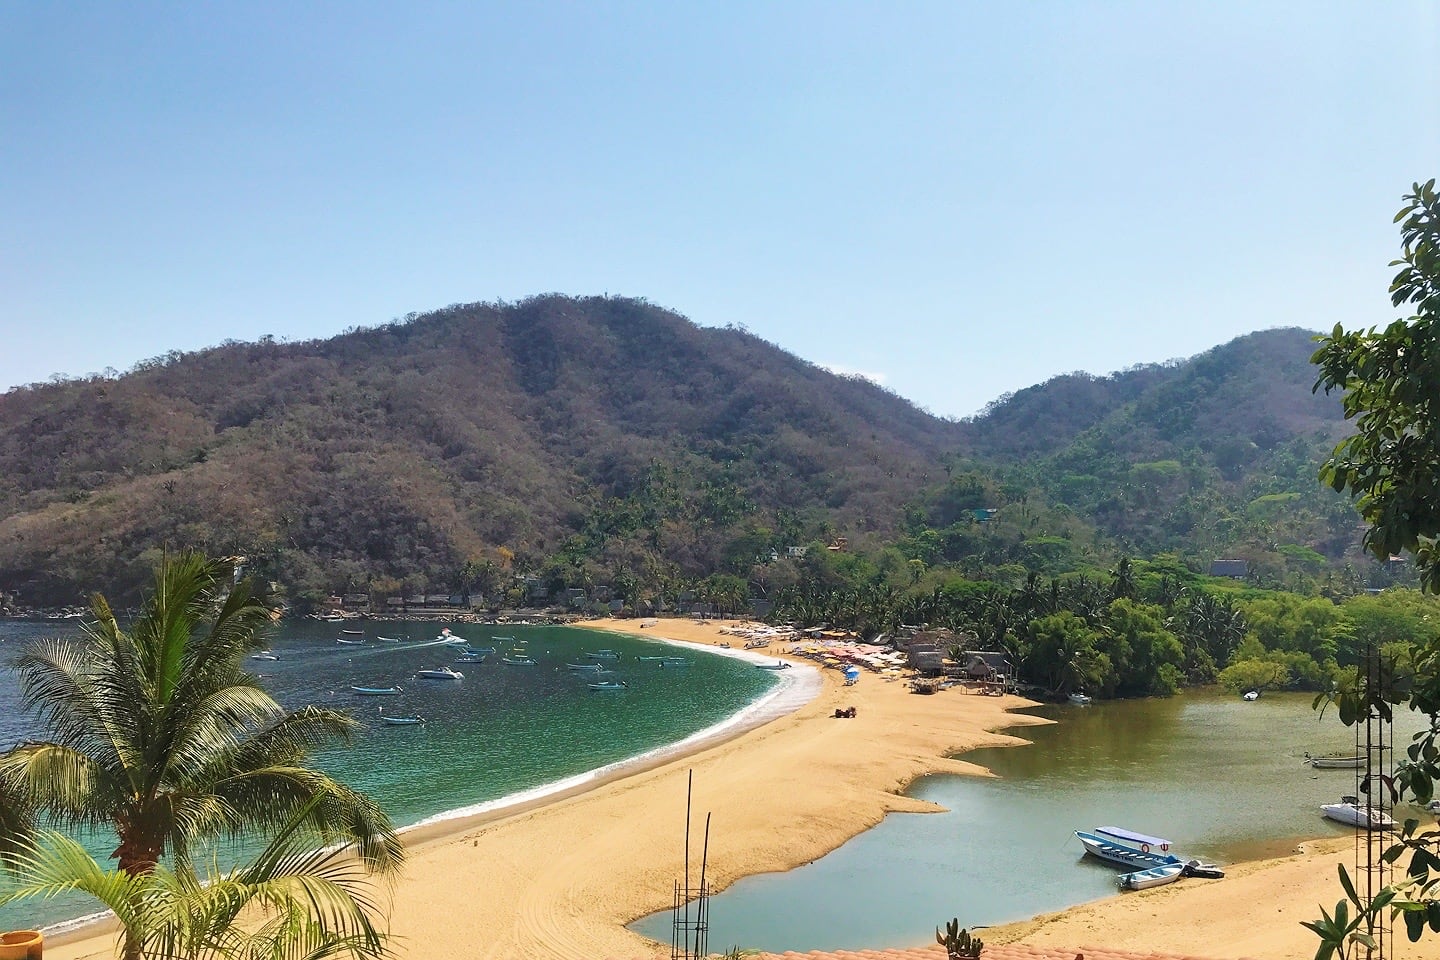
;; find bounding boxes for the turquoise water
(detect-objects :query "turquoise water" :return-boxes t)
[633,691,1430,954]
[0,618,774,929]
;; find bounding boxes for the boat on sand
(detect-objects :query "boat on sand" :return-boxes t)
[1322,797,1396,830]
[1118,863,1185,890]
[1075,830,1181,870]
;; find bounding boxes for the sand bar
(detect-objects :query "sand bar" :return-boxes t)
[36,618,1434,960]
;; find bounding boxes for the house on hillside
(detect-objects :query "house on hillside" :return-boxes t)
[1209,559,1248,579]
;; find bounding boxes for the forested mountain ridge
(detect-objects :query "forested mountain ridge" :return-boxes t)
[0,304,1362,606]
[0,296,962,603]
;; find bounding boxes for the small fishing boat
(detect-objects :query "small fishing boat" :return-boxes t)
[416,666,464,680]
[588,680,628,691]
[756,660,791,670]
[637,655,670,661]
[567,662,605,671]
[585,650,621,660]
[1243,690,1259,701]
[1322,797,1396,830]
[659,658,691,668]
[336,637,365,646]
[1305,752,1365,769]
[454,654,487,663]
[341,629,364,636]
[1117,863,1185,891]
[376,636,402,643]
[381,716,425,726]
[463,646,496,655]
[492,635,516,642]
[1075,831,1182,870]
[249,651,279,661]
[502,656,537,665]
[1068,692,1092,705]
[351,685,403,696]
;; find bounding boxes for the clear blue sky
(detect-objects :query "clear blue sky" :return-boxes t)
[3,3,1436,417]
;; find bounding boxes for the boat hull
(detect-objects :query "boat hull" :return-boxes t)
[1321,802,1396,830]
[1118,863,1185,890]
[351,686,402,696]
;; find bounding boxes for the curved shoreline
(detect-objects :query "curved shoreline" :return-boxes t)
[39,618,1364,960]
[40,626,823,949]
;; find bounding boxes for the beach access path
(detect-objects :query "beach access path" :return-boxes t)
[42,617,1431,960]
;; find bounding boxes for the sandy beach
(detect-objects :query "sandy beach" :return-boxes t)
[38,618,1440,960]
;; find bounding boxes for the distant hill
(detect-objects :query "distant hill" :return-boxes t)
[951,328,1364,587]
[0,306,1367,606]
[0,296,962,604]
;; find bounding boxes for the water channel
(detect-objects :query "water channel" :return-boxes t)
[632,689,1429,954]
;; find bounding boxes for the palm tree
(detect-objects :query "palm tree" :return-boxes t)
[0,553,402,958]
[0,798,388,960]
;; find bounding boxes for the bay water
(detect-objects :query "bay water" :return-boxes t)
[0,618,774,931]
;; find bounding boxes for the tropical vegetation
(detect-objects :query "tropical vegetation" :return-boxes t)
[0,552,402,959]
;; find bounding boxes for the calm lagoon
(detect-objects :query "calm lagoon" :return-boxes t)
[633,690,1428,954]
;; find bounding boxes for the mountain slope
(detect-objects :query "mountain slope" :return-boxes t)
[0,296,961,603]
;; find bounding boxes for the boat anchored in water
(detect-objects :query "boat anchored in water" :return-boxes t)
[585,650,621,660]
[416,666,464,680]
[1068,692,1092,705]
[336,637,365,646]
[1305,752,1365,769]
[567,662,605,671]
[250,651,279,661]
[502,656,537,665]
[351,685,403,696]
[588,680,628,691]
[381,715,425,726]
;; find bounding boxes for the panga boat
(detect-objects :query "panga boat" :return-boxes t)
[376,636,402,643]
[351,685,402,696]
[336,637,365,645]
[585,650,621,660]
[1305,752,1365,769]
[659,658,691,668]
[1117,863,1185,891]
[637,655,670,661]
[1075,831,1181,870]
[588,680,628,691]
[491,635,516,642]
[381,716,425,726]
[454,654,487,663]
[416,666,464,680]
[566,662,605,671]
[502,656,537,665]
[463,646,496,655]
[756,660,791,670]
[1068,692,1092,705]
[249,651,279,661]
[1322,797,1396,830]
[341,629,364,636]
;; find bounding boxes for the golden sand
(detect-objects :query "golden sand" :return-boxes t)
[40,618,1438,959]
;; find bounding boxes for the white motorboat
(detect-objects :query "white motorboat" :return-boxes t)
[416,666,464,680]
[351,685,403,696]
[1118,863,1185,891]
[249,651,279,661]
[1321,797,1396,830]
[1068,692,1092,705]
[1305,752,1365,769]
[1075,831,1181,869]
[588,680,628,691]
